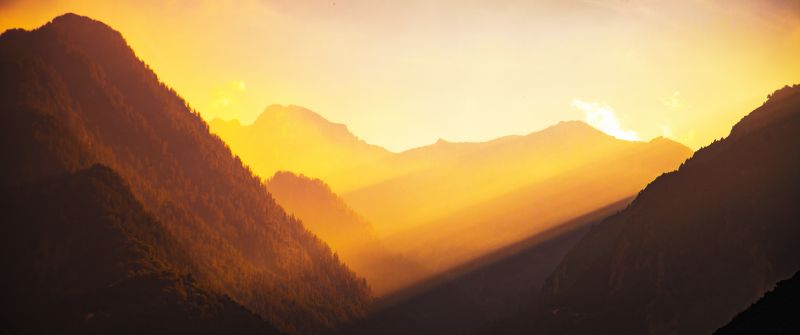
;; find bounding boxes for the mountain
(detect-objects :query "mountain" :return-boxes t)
[347,121,690,235]
[1,165,281,335]
[212,106,692,292]
[353,121,693,277]
[523,85,800,334]
[342,200,628,335]
[326,136,506,194]
[213,103,692,292]
[210,105,391,192]
[265,171,426,296]
[0,13,368,334]
[266,171,374,251]
[715,270,800,334]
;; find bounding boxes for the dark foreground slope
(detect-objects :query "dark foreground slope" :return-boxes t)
[0,14,368,334]
[523,85,800,334]
[1,165,281,334]
[343,201,628,335]
[715,270,800,334]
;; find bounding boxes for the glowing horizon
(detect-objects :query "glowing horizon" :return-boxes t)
[2,0,798,151]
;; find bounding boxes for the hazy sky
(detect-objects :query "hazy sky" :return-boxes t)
[2,0,798,151]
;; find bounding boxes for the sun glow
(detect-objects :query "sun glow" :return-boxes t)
[573,99,640,141]
[1,1,797,151]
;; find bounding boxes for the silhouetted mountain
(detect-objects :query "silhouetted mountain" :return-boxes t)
[520,85,800,334]
[1,165,282,335]
[715,270,800,334]
[266,171,425,296]
[0,13,368,334]
[210,105,391,192]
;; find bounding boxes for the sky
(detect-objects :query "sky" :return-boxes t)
[2,0,798,151]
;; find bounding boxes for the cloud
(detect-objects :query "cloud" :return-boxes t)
[573,99,640,141]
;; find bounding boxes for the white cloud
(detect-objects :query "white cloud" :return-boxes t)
[573,99,640,141]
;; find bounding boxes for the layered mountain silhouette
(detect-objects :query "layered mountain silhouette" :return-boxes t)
[210,105,391,192]
[0,14,368,335]
[266,171,425,295]
[715,270,800,334]
[516,85,800,334]
[5,11,793,335]
[213,106,693,292]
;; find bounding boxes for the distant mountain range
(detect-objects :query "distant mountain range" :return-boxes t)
[210,104,391,192]
[366,121,692,275]
[0,13,367,335]
[213,109,693,287]
[513,85,800,334]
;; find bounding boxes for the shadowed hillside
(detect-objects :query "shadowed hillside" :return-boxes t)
[0,165,282,334]
[715,270,800,334]
[342,199,630,335]
[357,121,692,280]
[266,171,426,296]
[519,85,800,334]
[0,14,368,335]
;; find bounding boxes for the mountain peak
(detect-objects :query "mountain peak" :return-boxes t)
[529,120,606,140]
[1,13,370,333]
[648,136,690,150]
[548,120,598,132]
[249,104,386,152]
[534,84,800,335]
[23,12,139,74]
[46,12,122,40]
[50,12,98,26]
[1,13,124,47]
[255,104,337,128]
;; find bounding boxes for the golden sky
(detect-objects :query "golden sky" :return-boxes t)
[2,0,798,151]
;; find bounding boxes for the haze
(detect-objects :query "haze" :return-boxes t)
[4,3,800,334]
[2,0,798,151]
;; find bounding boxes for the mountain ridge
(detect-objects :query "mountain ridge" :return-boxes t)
[1,13,369,335]
[209,104,391,192]
[521,84,800,335]
[715,270,800,334]
[210,97,692,294]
